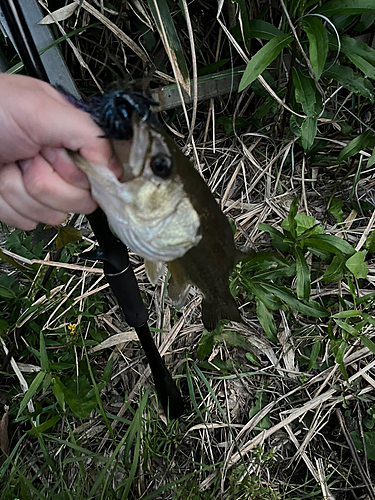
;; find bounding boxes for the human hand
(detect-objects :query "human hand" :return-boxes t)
[0,74,123,230]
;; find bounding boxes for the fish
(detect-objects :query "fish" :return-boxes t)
[71,113,241,330]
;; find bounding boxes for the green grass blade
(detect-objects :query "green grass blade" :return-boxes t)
[308,341,321,370]
[39,331,49,372]
[316,0,375,17]
[338,130,375,163]
[301,115,318,150]
[303,234,356,256]
[16,370,45,419]
[0,432,27,480]
[247,19,283,40]
[292,67,316,116]
[295,247,311,300]
[239,33,293,91]
[360,334,375,354]
[148,0,190,94]
[255,298,278,343]
[261,282,329,317]
[302,17,329,80]
[324,64,374,102]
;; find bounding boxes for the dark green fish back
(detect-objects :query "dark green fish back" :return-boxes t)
[164,133,240,330]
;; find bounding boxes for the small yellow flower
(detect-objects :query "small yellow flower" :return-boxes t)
[67,323,77,336]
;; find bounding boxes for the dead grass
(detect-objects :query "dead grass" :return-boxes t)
[1,0,375,498]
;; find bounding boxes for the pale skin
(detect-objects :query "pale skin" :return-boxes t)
[0,74,124,231]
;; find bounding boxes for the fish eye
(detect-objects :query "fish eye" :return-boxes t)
[150,154,172,178]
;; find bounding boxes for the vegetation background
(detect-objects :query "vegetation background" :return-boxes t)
[1,0,375,498]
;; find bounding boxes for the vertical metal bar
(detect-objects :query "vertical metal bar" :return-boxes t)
[0,0,47,80]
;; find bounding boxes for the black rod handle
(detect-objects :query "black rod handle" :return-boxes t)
[87,210,185,418]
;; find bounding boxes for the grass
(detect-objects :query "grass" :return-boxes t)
[1,0,375,498]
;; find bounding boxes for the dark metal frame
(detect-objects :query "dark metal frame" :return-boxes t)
[0,0,184,419]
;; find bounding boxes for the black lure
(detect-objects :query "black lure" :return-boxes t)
[56,86,160,140]
[89,90,160,140]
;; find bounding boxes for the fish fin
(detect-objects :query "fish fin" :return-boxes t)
[201,295,241,331]
[168,274,191,308]
[145,260,166,284]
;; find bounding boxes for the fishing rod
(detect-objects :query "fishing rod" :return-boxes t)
[0,0,184,419]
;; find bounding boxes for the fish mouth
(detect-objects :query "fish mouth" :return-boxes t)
[111,113,152,183]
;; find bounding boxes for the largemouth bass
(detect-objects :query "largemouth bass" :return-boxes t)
[72,114,240,330]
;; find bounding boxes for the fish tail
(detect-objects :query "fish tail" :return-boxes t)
[201,295,241,331]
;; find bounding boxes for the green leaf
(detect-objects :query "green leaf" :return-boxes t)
[345,52,375,79]
[366,231,375,253]
[335,339,348,364]
[197,330,216,360]
[239,34,293,91]
[63,375,98,418]
[148,0,190,94]
[244,279,282,310]
[247,19,283,40]
[216,116,248,135]
[325,64,374,102]
[316,0,375,17]
[303,234,356,256]
[334,318,361,337]
[258,223,285,240]
[350,430,375,460]
[259,223,291,251]
[335,35,375,79]
[322,254,347,281]
[357,292,375,305]
[51,376,66,411]
[339,361,349,382]
[332,310,361,318]
[102,357,113,383]
[40,331,49,372]
[290,114,302,138]
[355,10,375,30]
[198,59,230,76]
[255,298,278,343]
[328,198,344,223]
[308,341,321,370]
[367,148,375,168]
[0,285,15,299]
[261,283,329,317]
[281,197,299,239]
[295,247,311,300]
[360,334,375,354]
[248,392,271,429]
[220,330,253,350]
[341,35,375,66]
[17,371,46,418]
[55,226,82,249]
[301,17,328,80]
[235,0,252,50]
[292,67,316,116]
[245,351,262,367]
[338,130,375,163]
[300,114,318,150]
[295,214,324,237]
[345,250,369,278]
[28,415,61,436]
[361,313,375,326]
